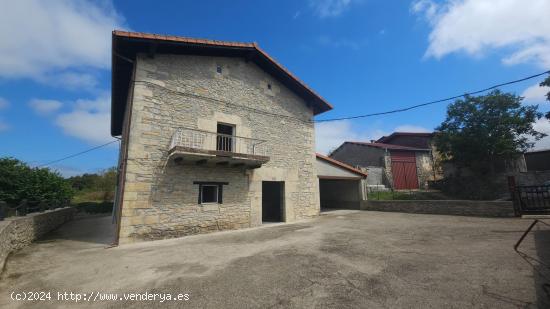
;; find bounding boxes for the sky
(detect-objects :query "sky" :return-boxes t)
[1,0,549,177]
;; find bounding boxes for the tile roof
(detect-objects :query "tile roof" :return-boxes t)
[111,31,333,136]
[345,141,430,151]
[376,132,434,143]
[316,153,368,177]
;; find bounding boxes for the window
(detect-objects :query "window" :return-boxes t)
[201,185,218,203]
[267,83,272,90]
[194,182,228,204]
[216,65,222,74]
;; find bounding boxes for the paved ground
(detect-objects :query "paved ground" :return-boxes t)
[1,210,549,308]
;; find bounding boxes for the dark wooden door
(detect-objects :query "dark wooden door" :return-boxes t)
[390,151,419,190]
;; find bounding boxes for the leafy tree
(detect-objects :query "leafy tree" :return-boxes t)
[68,167,118,202]
[541,75,550,119]
[0,157,74,206]
[435,90,546,174]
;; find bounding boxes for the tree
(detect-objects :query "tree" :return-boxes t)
[435,90,546,174]
[541,75,550,119]
[0,157,74,206]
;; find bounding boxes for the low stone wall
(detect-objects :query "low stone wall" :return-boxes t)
[361,200,515,218]
[0,207,75,270]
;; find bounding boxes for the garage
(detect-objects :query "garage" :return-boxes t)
[316,153,368,209]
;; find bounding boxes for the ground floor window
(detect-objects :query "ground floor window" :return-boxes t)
[193,181,228,204]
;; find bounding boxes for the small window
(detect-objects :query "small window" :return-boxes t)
[267,83,272,90]
[216,65,222,74]
[201,185,218,204]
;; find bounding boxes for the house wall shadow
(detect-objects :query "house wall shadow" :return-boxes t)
[40,214,115,246]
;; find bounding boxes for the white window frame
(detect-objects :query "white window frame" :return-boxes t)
[200,185,219,204]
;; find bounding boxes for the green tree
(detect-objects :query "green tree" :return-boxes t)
[0,157,74,206]
[435,90,546,174]
[541,75,550,119]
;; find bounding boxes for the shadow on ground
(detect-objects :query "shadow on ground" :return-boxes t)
[41,214,115,245]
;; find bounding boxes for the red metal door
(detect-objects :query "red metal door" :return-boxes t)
[390,151,419,190]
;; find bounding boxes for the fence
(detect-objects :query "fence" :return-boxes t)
[170,127,268,157]
[510,185,550,215]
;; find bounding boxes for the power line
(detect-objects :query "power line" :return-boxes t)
[37,140,119,168]
[33,70,549,166]
[315,70,550,123]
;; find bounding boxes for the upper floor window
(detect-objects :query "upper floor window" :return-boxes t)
[216,65,222,74]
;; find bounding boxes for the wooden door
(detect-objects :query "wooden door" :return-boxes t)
[390,151,419,190]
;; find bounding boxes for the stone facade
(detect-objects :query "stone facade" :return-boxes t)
[118,54,319,243]
[0,207,75,270]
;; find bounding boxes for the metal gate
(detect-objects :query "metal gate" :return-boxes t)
[390,151,419,190]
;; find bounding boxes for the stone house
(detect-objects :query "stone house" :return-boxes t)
[110,31,332,244]
[330,132,440,190]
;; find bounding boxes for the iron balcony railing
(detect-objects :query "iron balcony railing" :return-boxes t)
[170,127,268,157]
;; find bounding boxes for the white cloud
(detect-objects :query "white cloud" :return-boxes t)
[310,0,353,18]
[0,0,125,85]
[315,120,362,154]
[522,83,550,103]
[29,99,63,115]
[393,125,430,133]
[412,0,550,68]
[532,118,550,150]
[37,71,99,90]
[55,94,112,144]
[0,97,9,109]
[315,121,431,154]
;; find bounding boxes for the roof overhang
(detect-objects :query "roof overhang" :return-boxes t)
[316,153,368,178]
[111,31,333,136]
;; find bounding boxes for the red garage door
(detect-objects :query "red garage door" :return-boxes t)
[390,151,419,190]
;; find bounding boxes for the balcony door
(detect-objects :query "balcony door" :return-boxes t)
[217,123,235,152]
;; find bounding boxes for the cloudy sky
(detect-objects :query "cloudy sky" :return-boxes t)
[0,0,549,176]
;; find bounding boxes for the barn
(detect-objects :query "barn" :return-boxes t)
[329,136,436,190]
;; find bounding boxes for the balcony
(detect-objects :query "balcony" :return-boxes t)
[168,127,270,168]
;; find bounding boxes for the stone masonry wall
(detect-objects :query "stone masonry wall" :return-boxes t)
[415,152,434,189]
[119,54,319,243]
[0,207,75,270]
[361,200,515,217]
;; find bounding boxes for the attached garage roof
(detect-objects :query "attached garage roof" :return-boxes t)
[111,30,333,136]
[316,153,368,178]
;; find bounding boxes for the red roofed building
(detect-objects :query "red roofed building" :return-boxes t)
[330,132,442,190]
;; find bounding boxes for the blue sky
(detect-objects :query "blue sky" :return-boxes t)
[1,0,549,177]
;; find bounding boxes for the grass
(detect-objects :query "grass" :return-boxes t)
[71,190,114,214]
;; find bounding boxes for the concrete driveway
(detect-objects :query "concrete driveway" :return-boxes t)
[1,210,549,308]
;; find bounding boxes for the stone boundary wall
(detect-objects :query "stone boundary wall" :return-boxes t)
[0,207,75,270]
[361,200,515,218]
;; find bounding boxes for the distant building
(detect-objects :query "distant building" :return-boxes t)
[525,149,550,171]
[330,132,440,190]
